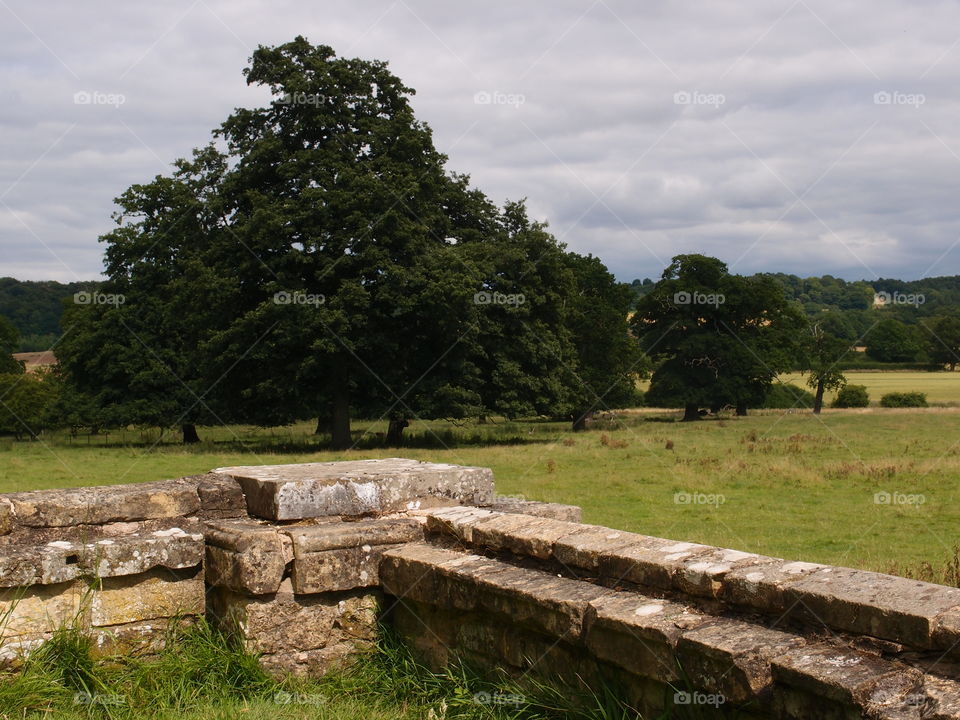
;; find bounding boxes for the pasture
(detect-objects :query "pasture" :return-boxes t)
[4,372,960,580]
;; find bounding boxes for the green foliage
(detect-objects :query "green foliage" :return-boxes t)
[761,383,815,409]
[865,318,922,363]
[923,315,960,369]
[0,369,59,438]
[832,384,870,408]
[0,278,98,339]
[632,254,805,416]
[880,392,928,408]
[0,315,24,375]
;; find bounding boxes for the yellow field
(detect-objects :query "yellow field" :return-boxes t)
[778,370,960,405]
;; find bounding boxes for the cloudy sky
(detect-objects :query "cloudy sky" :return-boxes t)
[2,0,959,283]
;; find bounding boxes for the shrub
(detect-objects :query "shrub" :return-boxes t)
[832,384,870,408]
[762,383,815,409]
[880,392,928,408]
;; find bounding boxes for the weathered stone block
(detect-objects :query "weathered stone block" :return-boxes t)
[676,619,806,704]
[720,559,826,614]
[600,537,713,591]
[286,517,422,554]
[585,592,706,682]
[0,499,12,535]
[423,506,503,543]
[673,547,780,598]
[210,581,378,655]
[193,473,247,519]
[785,566,960,647]
[292,545,405,593]
[215,459,494,520]
[485,499,582,522]
[469,513,577,560]
[80,528,203,578]
[770,645,922,713]
[552,525,639,575]
[0,580,87,641]
[89,567,204,627]
[0,542,81,587]
[259,641,372,678]
[204,520,290,595]
[90,617,195,658]
[1,479,201,527]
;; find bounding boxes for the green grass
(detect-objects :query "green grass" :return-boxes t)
[0,619,638,720]
[778,369,960,405]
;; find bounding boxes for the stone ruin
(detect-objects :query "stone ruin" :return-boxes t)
[0,458,959,718]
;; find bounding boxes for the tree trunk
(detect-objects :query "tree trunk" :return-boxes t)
[572,409,593,432]
[314,416,331,435]
[181,423,201,444]
[329,373,351,450]
[478,415,488,424]
[386,417,409,445]
[736,401,748,416]
[682,404,699,422]
[813,379,825,414]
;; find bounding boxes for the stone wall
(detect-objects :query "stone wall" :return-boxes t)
[1,459,959,718]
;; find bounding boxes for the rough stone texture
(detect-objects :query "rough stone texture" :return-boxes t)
[89,567,204,627]
[0,499,12,535]
[600,536,714,590]
[552,525,639,574]
[484,499,582,522]
[0,580,86,643]
[469,513,577,560]
[784,566,960,648]
[193,473,247,519]
[0,542,82,587]
[204,520,291,595]
[584,592,707,682]
[721,558,828,614]
[286,517,422,554]
[215,459,495,520]
[80,528,204,578]
[677,620,807,704]
[1,479,202,527]
[770,645,925,716]
[90,617,195,658]
[208,580,379,677]
[422,505,503,543]
[292,545,405,593]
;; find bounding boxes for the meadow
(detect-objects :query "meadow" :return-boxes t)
[2,369,960,578]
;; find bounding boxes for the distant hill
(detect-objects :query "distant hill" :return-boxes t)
[0,277,99,351]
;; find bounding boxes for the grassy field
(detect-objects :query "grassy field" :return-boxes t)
[3,396,960,578]
[778,369,960,405]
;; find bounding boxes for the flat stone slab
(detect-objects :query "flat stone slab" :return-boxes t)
[214,459,494,520]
